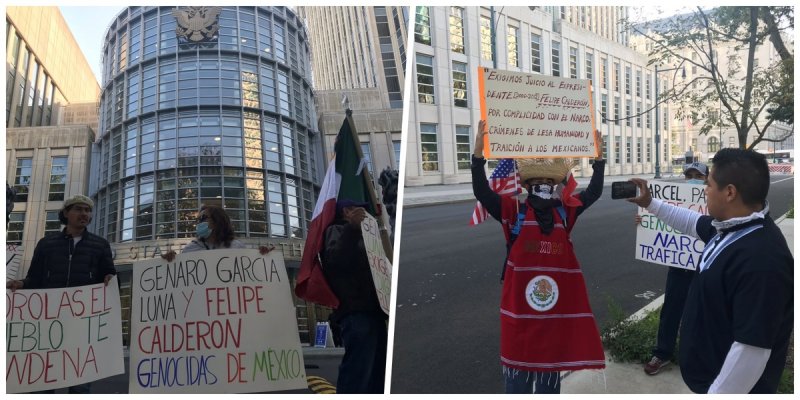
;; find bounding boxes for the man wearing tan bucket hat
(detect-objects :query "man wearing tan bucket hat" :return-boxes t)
[472,120,606,394]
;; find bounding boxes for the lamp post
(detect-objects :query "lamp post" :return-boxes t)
[654,64,685,178]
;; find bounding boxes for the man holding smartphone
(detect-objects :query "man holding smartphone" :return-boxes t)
[627,149,792,393]
[639,162,708,376]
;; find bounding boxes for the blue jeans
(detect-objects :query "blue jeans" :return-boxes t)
[336,312,388,394]
[652,267,695,360]
[505,368,561,394]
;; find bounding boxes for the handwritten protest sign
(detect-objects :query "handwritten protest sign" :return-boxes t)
[6,277,124,393]
[6,243,24,281]
[478,67,598,159]
[635,181,709,270]
[129,249,306,394]
[361,214,391,315]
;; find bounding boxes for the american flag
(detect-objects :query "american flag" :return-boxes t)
[470,158,521,225]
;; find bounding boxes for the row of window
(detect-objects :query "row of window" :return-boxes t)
[12,156,68,203]
[103,7,310,86]
[101,55,315,134]
[6,25,59,128]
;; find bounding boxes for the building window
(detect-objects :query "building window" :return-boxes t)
[507,26,519,67]
[416,54,435,104]
[360,143,374,174]
[452,61,468,108]
[7,212,24,243]
[635,70,642,97]
[636,102,642,128]
[480,16,493,61]
[646,73,651,99]
[14,158,32,202]
[614,136,621,164]
[393,140,401,169]
[613,62,620,92]
[456,125,471,170]
[45,211,62,235]
[551,40,561,77]
[601,57,608,89]
[414,6,432,45]
[647,141,652,162]
[531,33,542,73]
[49,156,68,201]
[569,47,578,78]
[625,65,631,95]
[420,123,439,171]
[646,108,652,128]
[637,138,642,163]
[663,109,669,130]
[449,7,465,53]
[603,136,609,160]
[708,137,719,153]
[626,137,632,163]
[601,94,608,123]
[613,96,620,126]
[585,52,593,83]
[625,100,631,127]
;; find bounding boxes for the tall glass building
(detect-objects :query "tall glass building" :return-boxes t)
[89,6,324,344]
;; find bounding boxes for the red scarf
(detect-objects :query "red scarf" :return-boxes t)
[498,197,605,372]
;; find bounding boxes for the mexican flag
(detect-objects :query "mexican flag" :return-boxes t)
[295,113,374,308]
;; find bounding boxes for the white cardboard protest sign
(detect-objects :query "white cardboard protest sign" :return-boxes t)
[361,214,391,315]
[635,181,709,270]
[6,243,24,281]
[6,277,125,393]
[129,249,306,394]
[478,67,598,158]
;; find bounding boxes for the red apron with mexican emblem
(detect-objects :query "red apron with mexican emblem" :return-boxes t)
[498,196,605,372]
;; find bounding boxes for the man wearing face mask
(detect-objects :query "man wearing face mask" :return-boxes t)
[471,120,606,394]
[642,162,708,376]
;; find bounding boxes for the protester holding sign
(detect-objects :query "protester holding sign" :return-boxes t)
[6,194,117,394]
[321,199,388,394]
[472,120,606,394]
[640,162,707,376]
[162,204,272,261]
[627,148,793,394]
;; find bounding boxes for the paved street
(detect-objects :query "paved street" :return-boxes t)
[391,176,794,394]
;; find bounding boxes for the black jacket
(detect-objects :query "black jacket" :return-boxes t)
[23,229,116,289]
[321,220,386,322]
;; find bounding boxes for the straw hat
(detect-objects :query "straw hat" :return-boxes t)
[517,158,578,183]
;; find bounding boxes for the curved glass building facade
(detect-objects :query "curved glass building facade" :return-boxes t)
[92,6,321,245]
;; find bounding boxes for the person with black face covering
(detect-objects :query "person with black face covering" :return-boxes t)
[471,120,606,394]
[6,194,116,394]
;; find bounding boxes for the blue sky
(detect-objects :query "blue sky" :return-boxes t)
[59,6,125,86]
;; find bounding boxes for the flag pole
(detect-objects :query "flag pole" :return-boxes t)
[345,109,394,263]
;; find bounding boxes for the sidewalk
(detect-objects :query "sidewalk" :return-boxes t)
[402,173,674,208]
[402,177,794,393]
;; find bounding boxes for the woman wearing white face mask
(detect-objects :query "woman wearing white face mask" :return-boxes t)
[162,204,272,261]
[640,162,708,376]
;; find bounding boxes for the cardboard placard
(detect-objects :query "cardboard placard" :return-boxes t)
[6,277,125,393]
[6,244,23,281]
[129,249,307,393]
[479,67,598,159]
[361,214,391,315]
[635,181,709,270]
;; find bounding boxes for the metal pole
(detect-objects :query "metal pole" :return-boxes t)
[490,7,497,69]
[654,66,661,179]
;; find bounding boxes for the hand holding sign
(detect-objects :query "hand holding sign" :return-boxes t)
[627,178,654,207]
[475,119,488,159]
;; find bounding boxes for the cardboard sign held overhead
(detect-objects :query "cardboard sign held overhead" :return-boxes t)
[478,67,598,159]
[361,214,392,315]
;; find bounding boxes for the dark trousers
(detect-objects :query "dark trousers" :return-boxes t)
[505,369,561,394]
[336,312,388,394]
[652,267,695,360]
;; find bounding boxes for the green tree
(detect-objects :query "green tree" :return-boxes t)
[630,6,793,150]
